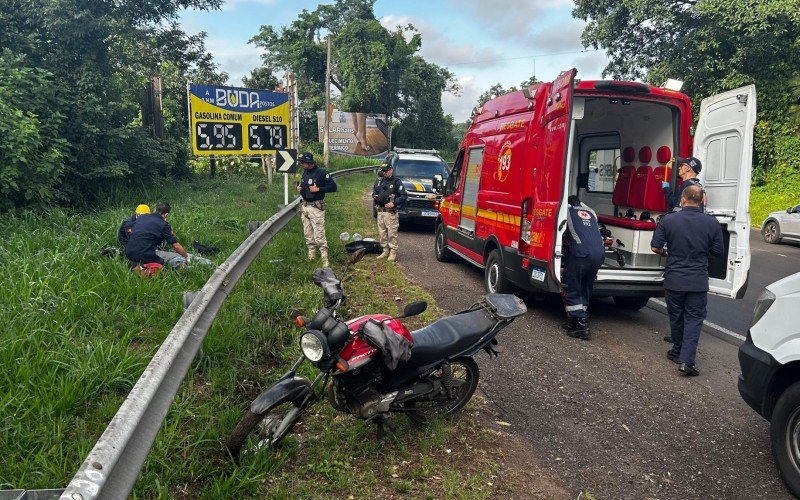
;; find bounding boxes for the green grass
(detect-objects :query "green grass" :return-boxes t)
[0,158,495,498]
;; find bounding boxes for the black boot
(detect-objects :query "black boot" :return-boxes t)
[562,317,578,331]
[566,318,590,340]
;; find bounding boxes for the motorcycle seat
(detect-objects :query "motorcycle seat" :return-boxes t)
[409,309,496,366]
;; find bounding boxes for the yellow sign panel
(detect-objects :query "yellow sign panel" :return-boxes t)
[188,83,290,156]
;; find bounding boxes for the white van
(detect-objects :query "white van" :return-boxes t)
[738,271,800,496]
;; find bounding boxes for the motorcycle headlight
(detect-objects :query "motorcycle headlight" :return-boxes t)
[300,330,329,362]
[750,289,776,329]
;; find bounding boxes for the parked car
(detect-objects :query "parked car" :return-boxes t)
[761,205,800,244]
[373,148,449,224]
[738,271,800,496]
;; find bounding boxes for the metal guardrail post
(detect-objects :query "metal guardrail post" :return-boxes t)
[58,165,378,499]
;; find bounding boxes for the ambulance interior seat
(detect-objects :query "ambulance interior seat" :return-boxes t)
[600,145,673,231]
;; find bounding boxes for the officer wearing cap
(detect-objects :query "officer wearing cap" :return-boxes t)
[561,195,605,340]
[651,184,723,376]
[663,156,705,212]
[124,201,190,268]
[296,152,337,267]
[117,203,151,246]
[372,161,407,262]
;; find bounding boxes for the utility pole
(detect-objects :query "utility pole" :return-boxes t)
[324,35,332,169]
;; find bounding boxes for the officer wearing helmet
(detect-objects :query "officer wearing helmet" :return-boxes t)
[372,161,407,262]
[296,152,337,267]
[117,203,152,246]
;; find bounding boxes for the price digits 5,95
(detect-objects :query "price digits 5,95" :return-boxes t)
[248,124,287,150]
[195,122,242,150]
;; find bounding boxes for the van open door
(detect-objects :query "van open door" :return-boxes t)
[694,85,756,299]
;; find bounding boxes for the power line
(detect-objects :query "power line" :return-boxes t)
[442,48,602,67]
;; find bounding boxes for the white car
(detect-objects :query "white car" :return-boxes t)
[738,271,800,495]
[761,205,800,244]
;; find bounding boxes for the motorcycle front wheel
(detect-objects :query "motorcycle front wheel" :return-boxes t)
[225,399,305,462]
[406,356,479,425]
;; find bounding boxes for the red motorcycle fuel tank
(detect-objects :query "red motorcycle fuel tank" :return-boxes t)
[338,314,413,371]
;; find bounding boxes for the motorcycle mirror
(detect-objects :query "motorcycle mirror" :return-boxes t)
[399,300,427,318]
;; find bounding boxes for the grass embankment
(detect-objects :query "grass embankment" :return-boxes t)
[1,159,497,498]
[750,175,800,228]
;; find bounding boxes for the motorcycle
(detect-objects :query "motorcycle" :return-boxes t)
[225,263,526,461]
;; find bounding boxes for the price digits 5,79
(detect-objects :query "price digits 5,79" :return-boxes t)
[195,122,242,150]
[248,124,287,150]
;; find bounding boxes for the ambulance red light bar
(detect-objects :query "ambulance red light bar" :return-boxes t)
[593,81,651,94]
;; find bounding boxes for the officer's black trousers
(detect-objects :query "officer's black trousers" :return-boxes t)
[665,289,708,366]
[562,254,602,318]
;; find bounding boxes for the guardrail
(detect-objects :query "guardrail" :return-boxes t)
[0,166,377,500]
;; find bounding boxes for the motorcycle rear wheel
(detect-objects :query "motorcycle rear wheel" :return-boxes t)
[406,357,479,425]
[225,399,303,462]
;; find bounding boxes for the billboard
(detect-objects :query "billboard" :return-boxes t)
[316,110,389,158]
[188,83,290,156]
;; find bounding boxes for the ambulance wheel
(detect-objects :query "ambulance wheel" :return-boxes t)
[612,296,650,311]
[435,224,454,262]
[485,250,512,294]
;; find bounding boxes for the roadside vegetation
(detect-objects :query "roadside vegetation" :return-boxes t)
[0,156,502,498]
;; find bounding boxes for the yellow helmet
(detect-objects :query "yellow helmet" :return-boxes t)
[135,204,151,215]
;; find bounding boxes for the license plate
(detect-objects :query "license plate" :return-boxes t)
[421,210,438,217]
[531,267,546,282]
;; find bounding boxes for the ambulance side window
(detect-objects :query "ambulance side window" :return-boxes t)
[586,148,619,194]
[445,149,465,195]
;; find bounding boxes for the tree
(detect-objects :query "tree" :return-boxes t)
[250,0,457,142]
[573,0,800,177]
[242,67,280,91]
[476,75,540,108]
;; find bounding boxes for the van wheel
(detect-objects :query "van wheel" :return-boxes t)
[771,381,800,497]
[485,250,511,294]
[435,224,454,262]
[763,221,782,244]
[612,296,650,310]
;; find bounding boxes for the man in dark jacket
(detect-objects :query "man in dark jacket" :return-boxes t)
[117,204,151,245]
[124,202,189,268]
[561,195,606,340]
[296,152,337,267]
[651,185,723,376]
[372,163,407,262]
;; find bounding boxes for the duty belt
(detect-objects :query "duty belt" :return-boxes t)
[301,200,325,210]
[376,206,397,214]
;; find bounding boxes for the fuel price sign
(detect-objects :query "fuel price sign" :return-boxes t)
[188,83,290,156]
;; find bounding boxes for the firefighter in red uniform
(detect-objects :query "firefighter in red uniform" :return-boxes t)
[562,195,605,340]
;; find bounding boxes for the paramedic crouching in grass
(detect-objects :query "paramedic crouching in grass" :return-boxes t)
[561,195,605,340]
[124,202,190,271]
[650,185,723,376]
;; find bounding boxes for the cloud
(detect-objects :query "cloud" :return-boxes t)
[203,37,263,84]
[380,15,504,68]
[442,75,481,122]
[526,21,586,52]
[572,51,609,78]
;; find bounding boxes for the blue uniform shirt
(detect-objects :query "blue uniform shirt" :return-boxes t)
[124,212,178,264]
[565,203,605,262]
[664,178,704,212]
[650,206,724,291]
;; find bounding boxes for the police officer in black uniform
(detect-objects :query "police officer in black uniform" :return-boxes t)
[124,202,189,268]
[651,184,723,376]
[372,162,407,261]
[663,156,704,212]
[296,152,337,267]
[562,195,605,340]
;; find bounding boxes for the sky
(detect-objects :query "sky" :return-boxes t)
[178,0,610,122]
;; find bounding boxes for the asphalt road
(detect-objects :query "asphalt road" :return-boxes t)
[704,229,800,340]
[392,220,794,499]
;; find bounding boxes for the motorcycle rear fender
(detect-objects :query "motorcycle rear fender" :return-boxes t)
[250,376,311,415]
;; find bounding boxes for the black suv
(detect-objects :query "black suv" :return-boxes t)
[373,148,450,224]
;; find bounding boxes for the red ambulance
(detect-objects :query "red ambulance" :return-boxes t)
[434,68,755,309]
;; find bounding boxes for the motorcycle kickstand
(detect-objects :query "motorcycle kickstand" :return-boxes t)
[374,416,398,448]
